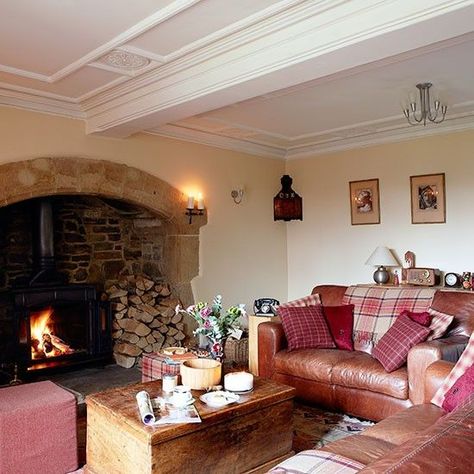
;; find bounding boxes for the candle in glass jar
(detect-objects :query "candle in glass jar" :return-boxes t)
[224,372,254,392]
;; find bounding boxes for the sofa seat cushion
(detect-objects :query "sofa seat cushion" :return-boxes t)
[321,434,396,466]
[360,403,444,446]
[274,348,356,382]
[332,352,408,399]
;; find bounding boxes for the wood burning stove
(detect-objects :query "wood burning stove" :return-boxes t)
[14,285,112,372]
[7,197,113,374]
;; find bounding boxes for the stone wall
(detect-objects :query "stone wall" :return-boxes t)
[0,196,167,291]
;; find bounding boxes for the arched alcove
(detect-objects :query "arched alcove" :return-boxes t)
[0,157,207,305]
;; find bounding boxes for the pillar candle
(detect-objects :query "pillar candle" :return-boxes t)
[224,372,254,392]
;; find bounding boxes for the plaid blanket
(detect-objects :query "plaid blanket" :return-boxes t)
[269,450,365,473]
[342,286,436,353]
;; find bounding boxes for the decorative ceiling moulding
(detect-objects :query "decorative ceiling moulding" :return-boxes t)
[0,86,84,119]
[146,125,287,160]
[91,49,152,76]
[82,0,474,137]
[285,113,474,159]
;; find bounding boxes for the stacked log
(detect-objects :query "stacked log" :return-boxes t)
[107,275,186,368]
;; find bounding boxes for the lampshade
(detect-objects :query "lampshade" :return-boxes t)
[365,246,399,267]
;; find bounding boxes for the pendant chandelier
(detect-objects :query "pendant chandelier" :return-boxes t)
[403,83,447,126]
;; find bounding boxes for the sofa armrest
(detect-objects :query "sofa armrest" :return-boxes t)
[424,360,454,402]
[258,321,287,379]
[407,335,468,404]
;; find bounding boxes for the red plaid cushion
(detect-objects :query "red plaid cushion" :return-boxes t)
[373,314,430,372]
[279,293,321,308]
[278,306,335,351]
[427,308,454,340]
[432,331,474,407]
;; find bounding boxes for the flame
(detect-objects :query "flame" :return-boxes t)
[30,308,72,359]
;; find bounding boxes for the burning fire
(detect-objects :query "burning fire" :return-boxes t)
[30,307,74,360]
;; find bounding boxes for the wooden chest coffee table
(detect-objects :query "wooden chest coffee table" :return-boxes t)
[85,377,295,474]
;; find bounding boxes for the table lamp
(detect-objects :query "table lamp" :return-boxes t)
[365,246,399,284]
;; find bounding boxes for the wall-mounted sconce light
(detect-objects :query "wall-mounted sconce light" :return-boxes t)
[274,175,303,221]
[231,187,244,204]
[186,192,204,224]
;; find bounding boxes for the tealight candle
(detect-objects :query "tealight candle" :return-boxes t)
[224,372,254,392]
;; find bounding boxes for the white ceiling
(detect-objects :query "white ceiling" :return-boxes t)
[1,0,474,159]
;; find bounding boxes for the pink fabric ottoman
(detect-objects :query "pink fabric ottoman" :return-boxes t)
[0,380,78,474]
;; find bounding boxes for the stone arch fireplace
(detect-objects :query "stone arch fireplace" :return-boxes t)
[0,157,207,372]
[0,157,206,304]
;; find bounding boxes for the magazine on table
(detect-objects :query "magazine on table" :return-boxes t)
[136,390,201,425]
[152,398,201,425]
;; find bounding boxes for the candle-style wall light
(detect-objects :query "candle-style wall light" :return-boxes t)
[186,192,204,224]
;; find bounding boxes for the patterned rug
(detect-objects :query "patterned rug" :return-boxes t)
[293,402,375,452]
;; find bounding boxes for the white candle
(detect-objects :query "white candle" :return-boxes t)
[197,193,204,210]
[187,194,194,209]
[224,372,254,392]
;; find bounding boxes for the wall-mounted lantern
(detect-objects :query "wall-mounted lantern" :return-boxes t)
[273,175,302,221]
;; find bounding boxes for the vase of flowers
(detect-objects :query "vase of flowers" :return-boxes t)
[177,295,246,361]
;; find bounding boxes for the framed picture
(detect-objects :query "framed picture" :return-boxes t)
[410,173,446,224]
[349,178,380,225]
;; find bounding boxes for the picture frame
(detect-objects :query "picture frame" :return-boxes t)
[349,178,380,225]
[410,173,446,224]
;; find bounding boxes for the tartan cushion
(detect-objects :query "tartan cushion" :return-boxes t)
[432,331,474,407]
[427,308,454,340]
[323,305,354,351]
[442,362,474,412]
[278,306,335,351]
[268,450,365,473]
[342,286,435,353]
[373,314,431,372]
[279,293,321,308]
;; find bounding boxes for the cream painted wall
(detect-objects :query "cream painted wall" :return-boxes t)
[286,129,474,299]
[0,106,288,313]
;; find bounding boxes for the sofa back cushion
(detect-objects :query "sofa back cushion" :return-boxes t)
[278,306,335,351]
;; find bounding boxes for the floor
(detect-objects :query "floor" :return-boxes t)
[45,364,142,404]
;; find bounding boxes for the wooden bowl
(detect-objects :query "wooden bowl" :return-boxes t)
[180,359,222,390]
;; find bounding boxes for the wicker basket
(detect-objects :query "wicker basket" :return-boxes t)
[224,337,249,366]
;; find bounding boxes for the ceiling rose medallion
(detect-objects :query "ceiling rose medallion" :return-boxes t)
[98,50,150,71]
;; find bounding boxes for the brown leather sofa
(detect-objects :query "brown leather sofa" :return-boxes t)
[278,360,474,472]
[258,285,473,421]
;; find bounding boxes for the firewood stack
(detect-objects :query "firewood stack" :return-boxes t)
[106,275,186,368]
